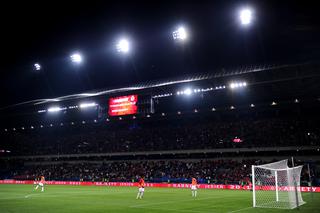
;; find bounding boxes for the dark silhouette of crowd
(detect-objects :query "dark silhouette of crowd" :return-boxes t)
[1,116,319,156]
[5,159,318,186]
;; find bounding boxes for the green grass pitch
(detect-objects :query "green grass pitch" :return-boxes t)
[0,184,319,213]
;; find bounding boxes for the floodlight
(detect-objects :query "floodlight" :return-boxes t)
[34,63,41,71]
[229,81,247,89]
[240,8,253,25]
[79,102,97,109]
[116,39,129,53]
[70,53,82,63]
[48,106,64,112]
[184,88,192,95]
[173,26,188,40]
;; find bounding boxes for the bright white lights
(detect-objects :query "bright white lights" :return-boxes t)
[48,106,64,112]
[70,53,82,63]
[250,104,255,108]
[79,102,97,109]
[34,63,41,71]
[239,8,253,25]
[184,88,192,95]
[229,81,247,89]
[271,101,277,106]
[173,26,187,40]
[116,39,129,53]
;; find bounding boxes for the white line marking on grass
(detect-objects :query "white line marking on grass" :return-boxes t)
[130,195,229,208]
[25,194,35,198]
[227,206,253,213]
[134,206,212,213]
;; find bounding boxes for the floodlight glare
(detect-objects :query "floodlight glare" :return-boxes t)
[116,39,129,53]
[240,8,253,25]
[173,26,188,40]
[70,53,82,63]
[79,102,97,109]
[229,81,247,89]
[34,63,41,71]
[48,106,66,113]
[184,88,192,95]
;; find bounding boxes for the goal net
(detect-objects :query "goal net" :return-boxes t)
[252,159,305,209]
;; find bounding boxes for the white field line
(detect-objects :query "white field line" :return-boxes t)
[133,206,212,213]
[0,190,137,200]
[130,195,233,208]
[227,206,253,213]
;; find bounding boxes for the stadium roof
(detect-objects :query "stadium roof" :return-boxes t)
[1,62,309,108]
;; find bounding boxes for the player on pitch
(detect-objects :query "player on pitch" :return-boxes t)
[191,177,198,197]
[136,176,145,199]
[35,175,45,192]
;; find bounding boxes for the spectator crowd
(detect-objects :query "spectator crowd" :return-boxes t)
[1,117,319,156]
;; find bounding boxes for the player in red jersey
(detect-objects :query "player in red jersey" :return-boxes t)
[191,177,198,197]
[136,176,145,199]
[35,175,45,192]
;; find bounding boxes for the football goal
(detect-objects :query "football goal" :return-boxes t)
[252,159,305,209]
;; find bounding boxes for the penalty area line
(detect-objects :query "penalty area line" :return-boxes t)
[130,195,229,208]
[227,206,253,213]
[133,206,212,213]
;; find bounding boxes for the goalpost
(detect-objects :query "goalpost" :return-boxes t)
[252,159,306,209]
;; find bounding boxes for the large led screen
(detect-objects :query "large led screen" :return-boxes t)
[108,95,138,116]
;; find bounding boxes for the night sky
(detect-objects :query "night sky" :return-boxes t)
[1,0,320,107]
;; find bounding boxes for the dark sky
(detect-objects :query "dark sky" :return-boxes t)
[1,0,320,107]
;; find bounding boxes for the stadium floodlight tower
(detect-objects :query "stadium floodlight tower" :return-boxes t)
[172,26,188,41]
[252,159,305,209]
[116,38,130,53]
[70,53,83,63]
[239,8,253,26]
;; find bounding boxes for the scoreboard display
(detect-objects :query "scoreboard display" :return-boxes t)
[108,95,138,116]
